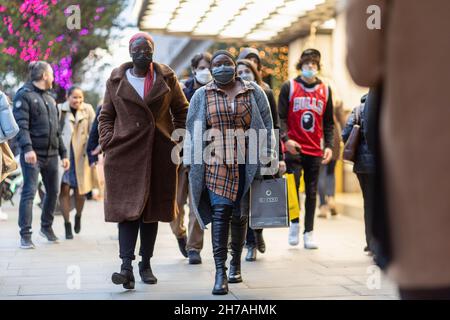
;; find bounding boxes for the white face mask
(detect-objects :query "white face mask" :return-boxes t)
[240,71,255,82]
[194,69,213,85]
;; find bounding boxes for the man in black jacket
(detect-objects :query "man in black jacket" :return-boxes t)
[13,61,70,249]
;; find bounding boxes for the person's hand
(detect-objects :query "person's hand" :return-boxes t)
[278,161,287,175]
[91,145,102,156]
[285,139,301,155]
[322,148,333,165]
[61,158,70,171]
[24,151,37,165]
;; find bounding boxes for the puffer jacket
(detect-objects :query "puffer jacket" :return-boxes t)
[13,82,66,159]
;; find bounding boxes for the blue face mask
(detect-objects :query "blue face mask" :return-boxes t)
[212,65,235,85]
[302,68,318,79]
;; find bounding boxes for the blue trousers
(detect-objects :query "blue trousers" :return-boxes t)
[18,155,59,236]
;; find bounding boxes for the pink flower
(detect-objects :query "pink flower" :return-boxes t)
[3,47,18,56]
[79,29,89,36]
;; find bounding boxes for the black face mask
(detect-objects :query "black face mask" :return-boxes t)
[132,52,153,70]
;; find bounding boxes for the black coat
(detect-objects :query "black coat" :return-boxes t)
[86,106,101,165]
[342,95,375,174]
[13,82,66,158]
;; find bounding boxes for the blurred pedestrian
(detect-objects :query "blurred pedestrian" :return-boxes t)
[184,50,277,295]
[99,32,188,290]
[318,100,343,218]
[58,86,97,239]
[169,52,211,264]
[0,89,20,221]
[238,47,270,90]
[278,48,334,249]
[346,0,450,299]
[13,61,70,249]
[236,58,286,262]
[342,94,374,253]
[86,103,104,200]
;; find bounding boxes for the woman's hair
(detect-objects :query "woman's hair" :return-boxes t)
[191,52,212,70]
[28,61,51,81]
[236,59,262,86]
[67,86,83,97]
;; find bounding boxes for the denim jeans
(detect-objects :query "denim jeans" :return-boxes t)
[207,164,246,216]
[18,154,60,237]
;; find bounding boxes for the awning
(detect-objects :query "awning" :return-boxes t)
[136,0,336,44]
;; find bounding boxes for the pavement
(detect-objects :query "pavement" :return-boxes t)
[0,195,398,300]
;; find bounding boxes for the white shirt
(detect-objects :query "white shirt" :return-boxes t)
[126,69,146,99]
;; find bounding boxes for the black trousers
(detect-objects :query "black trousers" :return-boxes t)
[285,153,322,233]
[118,216,158,269]
[356,173,375,249]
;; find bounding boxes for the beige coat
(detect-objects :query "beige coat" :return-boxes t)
[60,102,97,195]
[346,0,450,288]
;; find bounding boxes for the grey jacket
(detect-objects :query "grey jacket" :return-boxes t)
[183,81,277,229]
[0,91,19,143]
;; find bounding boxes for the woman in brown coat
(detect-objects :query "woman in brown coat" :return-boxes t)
[346,0,450,299]
[98,33,188,290]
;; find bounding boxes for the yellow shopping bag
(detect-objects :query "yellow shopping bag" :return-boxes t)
[286,173,300,221]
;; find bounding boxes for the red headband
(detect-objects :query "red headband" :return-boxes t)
[129,32,154,48]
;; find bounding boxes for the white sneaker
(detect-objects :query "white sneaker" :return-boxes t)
[0,209,8,221]
[288,222,300,246]
[304,231,319,250]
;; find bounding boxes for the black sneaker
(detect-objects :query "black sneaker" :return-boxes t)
[177,236,188,258]
[188,250,202,265]
[20,236,35,249]
[39,227,59,243]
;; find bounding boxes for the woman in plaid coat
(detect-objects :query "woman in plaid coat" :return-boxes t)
[183,50,277,295]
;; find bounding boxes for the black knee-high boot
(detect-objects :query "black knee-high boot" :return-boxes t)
[229,215,247,283]
[211,205,232,295]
